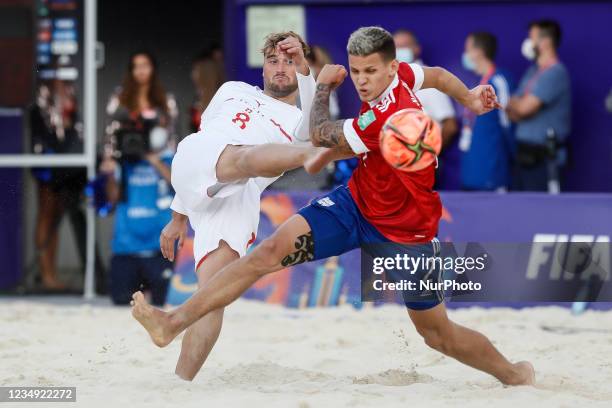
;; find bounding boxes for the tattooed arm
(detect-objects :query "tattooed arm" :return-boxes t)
[309,65,355,156]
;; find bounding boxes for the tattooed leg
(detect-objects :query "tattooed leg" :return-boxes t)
[137,215,315,343]
[281,232,315,267]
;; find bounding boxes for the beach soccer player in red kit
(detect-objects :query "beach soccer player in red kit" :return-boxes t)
[132,26,535,386]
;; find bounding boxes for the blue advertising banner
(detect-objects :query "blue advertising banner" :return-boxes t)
[167,191,363,308]
[166,191,612,309]
[437,192,612,243]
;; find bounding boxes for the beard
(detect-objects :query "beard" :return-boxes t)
[265,76,298,98]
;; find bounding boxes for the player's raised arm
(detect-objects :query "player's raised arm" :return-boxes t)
[278,35,317,143]
[421,66,502,115]
[309,64,355,155]
[278,36,309,76]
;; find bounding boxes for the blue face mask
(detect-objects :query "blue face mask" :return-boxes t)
[396,48,414,64]
[462,52,476,72]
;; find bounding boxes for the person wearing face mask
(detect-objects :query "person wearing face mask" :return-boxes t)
[306,46,341,121]
[305,45,355,188]
[460,32,515,191]
[393,29,458,149]
[606,88,612,113]
[507,20,571,191]
[268,44,338,190]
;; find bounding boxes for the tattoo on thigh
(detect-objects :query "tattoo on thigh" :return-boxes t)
[281,232,314,267]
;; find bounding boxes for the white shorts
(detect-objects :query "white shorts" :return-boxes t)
[171,132,272,266]
[171,132,248,213]
[186,180,261,266]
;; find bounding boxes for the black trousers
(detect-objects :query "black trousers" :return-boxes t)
[109,253,173,306]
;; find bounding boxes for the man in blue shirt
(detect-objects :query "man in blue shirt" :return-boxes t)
[507,20,571,191]
[100,147,174,306]
[460,32,515,191]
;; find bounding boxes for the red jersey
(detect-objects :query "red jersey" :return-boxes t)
[343,62,442,243]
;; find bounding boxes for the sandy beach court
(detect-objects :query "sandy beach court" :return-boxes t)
[1,297,611,408]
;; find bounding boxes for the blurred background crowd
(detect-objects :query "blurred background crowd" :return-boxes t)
[0,0,610,300]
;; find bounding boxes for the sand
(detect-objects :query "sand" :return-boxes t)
[1,297,612,408]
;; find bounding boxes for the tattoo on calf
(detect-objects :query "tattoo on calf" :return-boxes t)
[281,232,314,267]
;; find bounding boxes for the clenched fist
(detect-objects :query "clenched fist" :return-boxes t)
[317,64,348,90]
[464,84,502,115]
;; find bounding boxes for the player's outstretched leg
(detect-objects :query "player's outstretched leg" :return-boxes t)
[131,214,312,347]
[408,303,535,386]
[216,144,322,183]
[174,241,239,380]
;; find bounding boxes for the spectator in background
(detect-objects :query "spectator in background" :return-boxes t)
[307,45,354,187]
[507,20,571,191]
[101,51,178,306]
[393,29,458,148]
[460,32,515,191]
[189,43,225,133]
[29,79,87,290]
[271,44,338,190]
[306,46,341,119]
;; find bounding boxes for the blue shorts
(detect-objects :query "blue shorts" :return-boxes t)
[298,186,443,310]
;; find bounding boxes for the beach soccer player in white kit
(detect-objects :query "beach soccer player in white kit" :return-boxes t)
[159,32,321,380]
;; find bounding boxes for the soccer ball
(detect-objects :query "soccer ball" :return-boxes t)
[379,108,442,172]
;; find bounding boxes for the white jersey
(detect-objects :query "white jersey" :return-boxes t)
[413,60,455,124]
[200,80,312,146]
[170,70,316,263]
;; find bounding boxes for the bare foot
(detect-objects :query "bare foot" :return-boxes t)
[506,361,536,386]
[130,291,177,348]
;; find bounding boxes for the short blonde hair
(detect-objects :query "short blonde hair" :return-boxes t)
[261,31,310,58]
[347,26,396,61]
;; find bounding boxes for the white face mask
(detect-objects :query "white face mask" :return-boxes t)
[149,126,169,152]
[462,52,477,72]
[521,38,536,61]
[396,47,414,64]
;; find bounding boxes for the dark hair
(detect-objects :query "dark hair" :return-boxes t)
[119,51,168,114]
[393,29,420,46]
[192,41,223,64]
[347,26,396,61]
[306,45,333,66]
[469,32,497,60]
[529,19,562,49]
